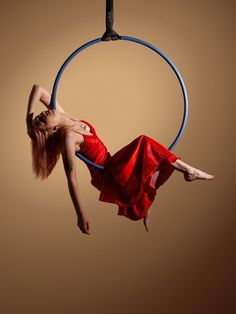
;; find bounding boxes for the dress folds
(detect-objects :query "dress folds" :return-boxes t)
[77,120,179,221]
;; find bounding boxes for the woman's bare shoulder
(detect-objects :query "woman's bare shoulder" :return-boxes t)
[60,128,84,147]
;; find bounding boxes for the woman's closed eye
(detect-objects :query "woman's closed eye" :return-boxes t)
[38,115,45,123]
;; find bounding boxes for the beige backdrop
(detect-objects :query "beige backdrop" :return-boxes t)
[1,0,235,313]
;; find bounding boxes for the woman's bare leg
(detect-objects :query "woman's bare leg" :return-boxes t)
[143,208,151,232]
[143,160,214,231]
[143,172,159,232]
[171,159,214,181]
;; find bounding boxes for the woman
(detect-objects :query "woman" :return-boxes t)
[26,84,214,235]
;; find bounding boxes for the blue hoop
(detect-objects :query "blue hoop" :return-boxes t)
[51,36,188,170]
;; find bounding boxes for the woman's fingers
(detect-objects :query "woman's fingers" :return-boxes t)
[77,215,90,235]
[83,221,90,235]
[79,220,90,235]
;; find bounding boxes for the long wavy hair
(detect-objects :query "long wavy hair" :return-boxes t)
[31,127,61,179]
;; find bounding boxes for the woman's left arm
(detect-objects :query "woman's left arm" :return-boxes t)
[61,131,90,235]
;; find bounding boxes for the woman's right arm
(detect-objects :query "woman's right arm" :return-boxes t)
[61,131,90,235]
[26,84,65,137]
[27,84,65,115]
[26,85,40,137]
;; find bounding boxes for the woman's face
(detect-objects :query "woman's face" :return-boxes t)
[33,109,59,130]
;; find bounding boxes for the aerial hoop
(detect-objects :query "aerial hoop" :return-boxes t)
[51,36,188,170]
[50,0,188,170]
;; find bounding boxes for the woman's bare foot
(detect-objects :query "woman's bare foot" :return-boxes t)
[143,209,151,232]
[184,167,214,182]
[171,159,214,182]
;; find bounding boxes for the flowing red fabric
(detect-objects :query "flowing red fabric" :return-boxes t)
[78,120,179,221]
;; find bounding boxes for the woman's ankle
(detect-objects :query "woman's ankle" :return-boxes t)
[171,159,191,173]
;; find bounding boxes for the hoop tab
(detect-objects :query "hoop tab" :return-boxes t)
[102,0,120,41]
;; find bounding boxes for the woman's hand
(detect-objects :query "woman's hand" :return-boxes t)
[77,212,90,235]
[26,114,34,139]
[27,124,34,139]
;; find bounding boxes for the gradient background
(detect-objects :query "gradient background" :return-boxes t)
[1,0,235,313]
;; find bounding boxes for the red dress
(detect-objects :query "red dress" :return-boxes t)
[78,120,179,221]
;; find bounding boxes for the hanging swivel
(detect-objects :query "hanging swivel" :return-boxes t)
[102,0,121,41]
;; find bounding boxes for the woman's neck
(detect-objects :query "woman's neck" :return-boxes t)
[58,112,78,129]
